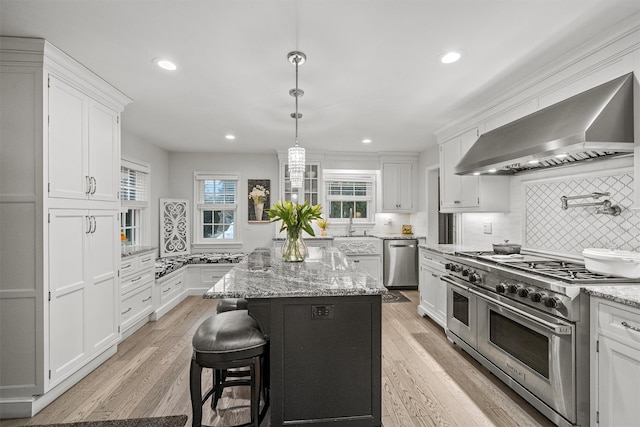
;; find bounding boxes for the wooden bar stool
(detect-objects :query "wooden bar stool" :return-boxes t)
[190,310,268,427]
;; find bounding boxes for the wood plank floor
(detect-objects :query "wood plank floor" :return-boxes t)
[1,291,554,427]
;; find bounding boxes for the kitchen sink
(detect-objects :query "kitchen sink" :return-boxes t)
[333,237,382,255]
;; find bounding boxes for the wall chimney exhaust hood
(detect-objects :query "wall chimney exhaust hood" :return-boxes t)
[454,73,635,175]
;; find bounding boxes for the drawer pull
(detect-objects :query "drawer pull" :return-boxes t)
[122,264,132,270]
[431,273,438,278]
[141,257,152,262]
[121,307,132,315]
[142,296,152,303]
[131,276,143,282]
[163,287,172,293]
[621,321,640,333]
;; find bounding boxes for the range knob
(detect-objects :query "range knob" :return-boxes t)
[517,287,534,298]
[445,263,453,270]
[496,283,508,293]
[530,291,546,303]
[462,269,470,277]
[469,273,482,284]
[543,296,561,308]
[507,284,520,294]
[452,265,463,273]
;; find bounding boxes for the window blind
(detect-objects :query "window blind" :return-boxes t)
[120,166,149,205]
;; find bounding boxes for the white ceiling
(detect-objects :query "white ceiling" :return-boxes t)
[1,0,639,155]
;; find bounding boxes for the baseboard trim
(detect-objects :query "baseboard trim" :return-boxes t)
[0,345,117,419]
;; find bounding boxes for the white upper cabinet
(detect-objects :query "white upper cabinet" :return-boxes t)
[48,76,120,202]
[381,156,417,213]
[439,128,510,213]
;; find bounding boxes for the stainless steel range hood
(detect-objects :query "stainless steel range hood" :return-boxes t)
[455,73,635,175]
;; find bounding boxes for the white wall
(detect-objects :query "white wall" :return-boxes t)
[169,152,280,252]
[121,130,171,254]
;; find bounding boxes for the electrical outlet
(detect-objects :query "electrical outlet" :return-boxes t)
[483,222,492,234]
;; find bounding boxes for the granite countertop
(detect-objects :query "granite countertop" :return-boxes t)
[583,286,640,310]
[121,246,156,258]
[155,252,247,279]
[272,236,335,241]
[418,243,490,255]
[204,247,387,299]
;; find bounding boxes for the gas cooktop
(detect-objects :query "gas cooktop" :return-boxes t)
[455,250,638,285]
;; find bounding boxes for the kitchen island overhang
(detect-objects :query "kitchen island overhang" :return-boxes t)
[204,247,386,426]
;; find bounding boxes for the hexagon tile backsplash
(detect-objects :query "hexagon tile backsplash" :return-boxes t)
[525,173,640,255]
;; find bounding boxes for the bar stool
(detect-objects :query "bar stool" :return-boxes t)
[216,298,248,313]
[190,310,268,427]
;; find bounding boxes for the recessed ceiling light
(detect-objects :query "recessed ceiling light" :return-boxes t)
[555,153,569,158]
[153,58,177,71]
[528,159,540,164]
[225,134,236,140]
[488,169,497,173]
[440,51,461,64]
[473,172,480,176]
[362,138,372,144]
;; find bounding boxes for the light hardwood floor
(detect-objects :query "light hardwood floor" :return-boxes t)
[1,291,554,427]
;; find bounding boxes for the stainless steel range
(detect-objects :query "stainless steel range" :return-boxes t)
[442,250,640,427]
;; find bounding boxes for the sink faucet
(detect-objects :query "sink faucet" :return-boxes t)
[348,208,354,236]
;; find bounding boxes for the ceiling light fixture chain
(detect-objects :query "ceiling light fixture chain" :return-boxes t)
[287,50,307,189]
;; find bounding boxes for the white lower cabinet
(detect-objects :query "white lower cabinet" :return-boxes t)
[49,209,119,384]
[590,297,640,427]
[417,249,447,329]
[152,269,186,320]
[350,255,382,282]
[120,251,155,337]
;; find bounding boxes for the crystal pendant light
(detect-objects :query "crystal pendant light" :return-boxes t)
[287,51,306,189]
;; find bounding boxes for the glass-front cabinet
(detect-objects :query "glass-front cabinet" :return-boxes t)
[282,162,320,205]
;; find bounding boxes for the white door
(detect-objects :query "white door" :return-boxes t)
[597,335,640,426]
[48,76,88,200]
[439,140,461,209]
[458,130,480,207]
[85,210,119,352]
[396,164,413,210]
[354,256,381,282]
[88,102,119,202]
[48,209,87,383]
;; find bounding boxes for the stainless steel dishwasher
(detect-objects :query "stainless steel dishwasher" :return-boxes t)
[383,239,418,289]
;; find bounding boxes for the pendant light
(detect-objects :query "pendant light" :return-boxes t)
[287,51,306,189]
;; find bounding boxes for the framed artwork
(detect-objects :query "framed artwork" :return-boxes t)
[248,179,270,222]
[160,198,190,257]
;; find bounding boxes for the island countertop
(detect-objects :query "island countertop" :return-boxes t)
[204,247,387,299]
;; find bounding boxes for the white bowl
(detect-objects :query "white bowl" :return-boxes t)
[582,248,640,279]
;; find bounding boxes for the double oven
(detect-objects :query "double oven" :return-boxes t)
[441,251,637,427]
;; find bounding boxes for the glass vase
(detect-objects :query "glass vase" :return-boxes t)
[281,231,308,262]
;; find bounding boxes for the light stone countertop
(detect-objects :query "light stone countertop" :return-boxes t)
[583,286,640,309]
[121,246,156,258]
[204,247,387,299]
[418,243,490,255]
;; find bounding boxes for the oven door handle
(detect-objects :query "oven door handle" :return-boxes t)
[441,275,468,291]
[466,287,573,336]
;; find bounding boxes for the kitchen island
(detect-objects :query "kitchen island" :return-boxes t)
[205,247,386,426]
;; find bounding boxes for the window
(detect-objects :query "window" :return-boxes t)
[120,159,150,247]
[194,173,238,242]
[323,170,377,223]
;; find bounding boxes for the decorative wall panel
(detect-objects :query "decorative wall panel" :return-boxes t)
[524,171,639,255]
[160,198,190,257]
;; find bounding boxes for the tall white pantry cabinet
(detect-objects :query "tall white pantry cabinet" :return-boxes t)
[0,37,131,417]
